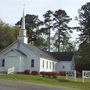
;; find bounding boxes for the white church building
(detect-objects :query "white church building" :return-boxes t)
[0,10,75,73]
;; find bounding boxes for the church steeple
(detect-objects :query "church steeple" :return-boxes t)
[18,8,28,44]
[21,9,25,30]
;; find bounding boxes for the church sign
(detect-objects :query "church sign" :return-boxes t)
[66,70,76,81]
[82,71,90,83]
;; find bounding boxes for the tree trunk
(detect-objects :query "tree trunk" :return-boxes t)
[58,29,60,52]
[49,29,50,52]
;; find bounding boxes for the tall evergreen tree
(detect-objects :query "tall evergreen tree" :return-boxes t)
[43,10,53,52]
[76,2,90,70]
[53,9,72,52]
[77,2,90,43]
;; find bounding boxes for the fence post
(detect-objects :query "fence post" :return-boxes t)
[82,71,84,83]
[66,71,68,79]
[74,71,77,81]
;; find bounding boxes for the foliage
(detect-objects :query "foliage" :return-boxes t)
[31,71,39,75]
[43,10,53,51]
[76,42,90,70]
[24,69,30,75]
[76,2,90,70]
[59,71,66,76]
[16,14,47,48]
[40,72,58,78]
[40,71,46,77]
[53,9,72,52]
[77,2,90,43]
[0,20,18,50]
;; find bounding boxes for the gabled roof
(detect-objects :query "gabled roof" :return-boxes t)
[4,49,27,57]
[0,40,56,60]
[23,43,57,61]
[0,39,74,61]
[15,49,27,56]
[50,52,74,61]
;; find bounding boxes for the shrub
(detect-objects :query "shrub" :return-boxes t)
[59,71,66,76]
[76,71,81,77]
[45,72,52,78]
[40,71,46,77]
[31,71,39,75]
[40,71,58,78]
[51,72,58,79]
[24,69,30,75]
[17,72,24,74]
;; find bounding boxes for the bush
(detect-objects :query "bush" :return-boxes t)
[45,72,52,78]
[31,71,39,75]
[24,69,30,75]
[59,71,66,76]
[40,71,58,78]
[17,72,24,74]
[76,71,81,77]
[40,71,46,77]
[51,72,58,78]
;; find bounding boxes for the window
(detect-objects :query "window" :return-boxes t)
[31,59,34,68]
[53,62,55,69]
[62,65,65,69]
[42,60,44,68]
[50,62,51,69]
[46,61,48,69]
[2,59,5,67]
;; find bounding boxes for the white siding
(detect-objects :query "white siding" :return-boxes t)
[18,43,40,72]
[57,61,72,71]
[4,51,26,72]
[71,56,75,70]
[0,41,40,72]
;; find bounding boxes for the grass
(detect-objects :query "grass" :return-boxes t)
[0,74,90,90]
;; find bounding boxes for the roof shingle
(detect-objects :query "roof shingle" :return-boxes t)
[50,52,74,61]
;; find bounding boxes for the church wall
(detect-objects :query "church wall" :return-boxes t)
[40,58,57,72]
[0,42,18,68]
[3,51,26,72]
[71,56,75,70]
[17,43,40,72]
[0,41,40,72]
[57,61,72,71]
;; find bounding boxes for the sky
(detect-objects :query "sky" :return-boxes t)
[0,0,89,41]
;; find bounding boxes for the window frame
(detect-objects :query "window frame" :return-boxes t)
[46,61,48,69]
[2,59,5,67]
[31,59,34,68]
[42,60,44,68]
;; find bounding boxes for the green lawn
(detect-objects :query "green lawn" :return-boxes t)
[0,74,90,90]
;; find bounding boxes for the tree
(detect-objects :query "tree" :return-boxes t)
[77,2,90,43]
[75,2,90,71]
[53,9,72,52]
[16,14,47,48]
[43,10,53,52]
[76,42,90,70]
[0,20,18,50]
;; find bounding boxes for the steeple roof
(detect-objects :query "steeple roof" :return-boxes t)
[18,8,28,44]
[21,8,25,30]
